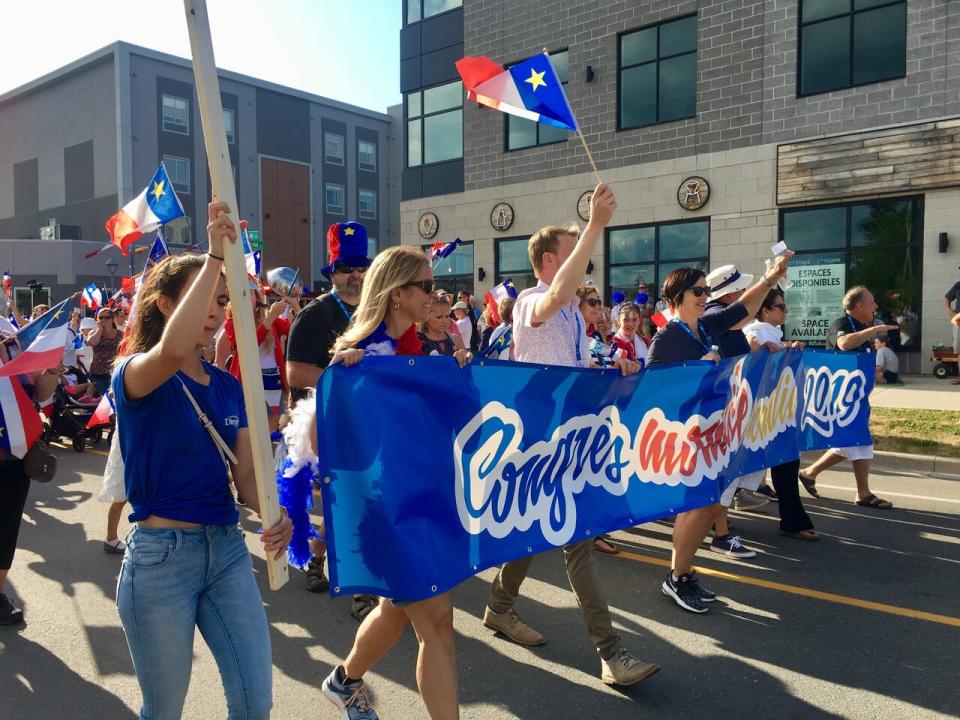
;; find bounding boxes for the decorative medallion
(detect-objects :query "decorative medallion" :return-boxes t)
[577,190,593,221]
[490,202,515,232]
[677,176,710,211]
[418,212,439,239]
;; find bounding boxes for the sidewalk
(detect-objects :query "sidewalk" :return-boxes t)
[869,374,960,411]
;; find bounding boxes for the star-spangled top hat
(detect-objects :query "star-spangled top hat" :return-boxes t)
[321,221,372,278]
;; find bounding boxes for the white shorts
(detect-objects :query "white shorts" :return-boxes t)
[831,444,874,461]
[720,469,766,507]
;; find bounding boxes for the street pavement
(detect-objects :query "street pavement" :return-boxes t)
[868,374,960,411]
[2,443,959,720]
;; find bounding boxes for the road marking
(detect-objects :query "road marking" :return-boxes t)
[616,549,960,628]
[815,483,960,505]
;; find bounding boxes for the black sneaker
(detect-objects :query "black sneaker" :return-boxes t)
[710,534,757,559]
[756,484,778,501]
[0,593,24,625]
[687,571,717,603]
[661,572,708,613]
[304,555,329,593]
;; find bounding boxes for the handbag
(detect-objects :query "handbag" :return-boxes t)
[23,439,57,483]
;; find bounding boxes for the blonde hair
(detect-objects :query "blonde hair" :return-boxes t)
[528,223,580,276]
[334,246,428,353]
[420,293,451,332]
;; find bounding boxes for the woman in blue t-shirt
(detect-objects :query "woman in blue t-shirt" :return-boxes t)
[113,200,292,720]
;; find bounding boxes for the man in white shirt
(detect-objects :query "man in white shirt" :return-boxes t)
[482,184,659,687]
[451,301,473,351]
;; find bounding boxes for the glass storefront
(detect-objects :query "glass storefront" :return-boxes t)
[780,196,923,348]
[496,237,537,292]
[423,242,474,298]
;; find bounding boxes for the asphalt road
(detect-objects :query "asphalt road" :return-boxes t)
[2,444,959,720]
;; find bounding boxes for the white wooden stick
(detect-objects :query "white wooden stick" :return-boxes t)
[576,127,603,186]
[182,0,288,590]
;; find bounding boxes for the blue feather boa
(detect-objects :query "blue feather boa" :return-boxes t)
[276,456,320,568]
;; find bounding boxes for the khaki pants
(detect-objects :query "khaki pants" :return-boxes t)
[488,539,621,659]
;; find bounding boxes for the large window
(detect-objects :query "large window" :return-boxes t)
[619,15,698,130]
[325,183,344,215]
[406,0,461,24]
[507,51,570,150]
[606,220,709,303]
[424,241,474,298]
[161,94,189,135]
[780,197,922,348]
[14,286,51,318]
[223,107,235,144]
[359,189,377,219]
[496,238,537,293]
[325,132,345,165]
[407,81,463,167]
[162,155,191,194]
[358,140,377,172]
[799,0,907,96]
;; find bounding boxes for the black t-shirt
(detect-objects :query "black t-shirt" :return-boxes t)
[285,293,355,378]
[703,300,751,358]
[647,302,749,367]
[946,281,960,312]
[825,314,871,353]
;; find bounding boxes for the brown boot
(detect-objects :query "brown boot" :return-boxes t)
[482,606,545,646]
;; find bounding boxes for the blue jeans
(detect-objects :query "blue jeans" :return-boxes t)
[116,525,273,719]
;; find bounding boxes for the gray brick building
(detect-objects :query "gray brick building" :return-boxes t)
[400,0,960,372]
[0,41,401,307]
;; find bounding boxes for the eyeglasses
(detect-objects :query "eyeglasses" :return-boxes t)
[333,264,365,274]
[687,286,711,298]
[404,279,435,294]
[582,298,602,307]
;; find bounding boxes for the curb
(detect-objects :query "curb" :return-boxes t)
[870,450,960,477]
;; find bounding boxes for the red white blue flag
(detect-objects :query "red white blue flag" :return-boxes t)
[105,164,185,254]
[0,376,43,458]
[81,283,103,310]
[0,299,72,378]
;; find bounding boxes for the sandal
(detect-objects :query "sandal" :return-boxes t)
[780,529,820,541]
[798,472,820,498]
[593,535,620,555]
[855,494,893,510]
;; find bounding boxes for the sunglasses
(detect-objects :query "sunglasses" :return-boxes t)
[687,286,711,298]
[771,303,787,311]
[333,264,365,274]
[404,279,435,294]
[582,298,602,307]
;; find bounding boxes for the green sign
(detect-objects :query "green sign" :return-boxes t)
[248,230,264,250]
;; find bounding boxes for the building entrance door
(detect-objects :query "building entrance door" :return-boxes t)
[260,157,312,286]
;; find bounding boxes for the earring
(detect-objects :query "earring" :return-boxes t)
[394,302,400,310]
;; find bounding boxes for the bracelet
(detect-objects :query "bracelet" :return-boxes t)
[762,275,776,288]
[207,252,225,262]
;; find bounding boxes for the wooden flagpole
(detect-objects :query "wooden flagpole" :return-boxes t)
[577,128,603,186]
[182,0,288,590]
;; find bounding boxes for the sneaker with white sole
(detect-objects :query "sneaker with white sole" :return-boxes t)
[482,606,545,646]
[0,593,24,625]
[661,572,708,613]
[710,534,757,559]
[322,667,378,720]
[687,571,717,603]
[600,647,661,686]
[733,488,770,512]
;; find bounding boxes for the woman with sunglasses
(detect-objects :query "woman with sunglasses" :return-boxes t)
[647,254,792,615]
[84,306,122,396]
[314,245,470,720]
[577,285,616,368]
[744,290,818,540]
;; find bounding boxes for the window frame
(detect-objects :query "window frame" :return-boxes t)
[161,94,190,135]
[796,0,908,98]
[617,13,699,131]
[494,237,538,293]
[505,49,571,152]
[604,217,711,303]
[778,194,924,348]
[223,107,236,144]
[405,0,462,25]
[325,182,345,215]
[405,80,463,168]
[14,286,52,318]
[162,154,191,194]
[324,132,345,166]
[358,189,377,220]
[358,139,377,172]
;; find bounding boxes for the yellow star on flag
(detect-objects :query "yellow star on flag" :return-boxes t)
[52,306,65,320]
[525,68,547,92]
[0,426,5,438]
[343,227,355,236]
[150,180,166,202]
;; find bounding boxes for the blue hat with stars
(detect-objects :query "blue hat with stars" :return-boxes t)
[322,221,372,277]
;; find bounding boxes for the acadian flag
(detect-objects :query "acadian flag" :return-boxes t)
[430,238,462,267]
[456,52,577,131]
[86,392,115,430]
[0,299,72,378]
[483,278,518,325]
[0,376,44,458]
[105,164,185,254]
[240,221,262,278]
[124,231,170,344]
[80,283,103,310]
[651,305,674,329]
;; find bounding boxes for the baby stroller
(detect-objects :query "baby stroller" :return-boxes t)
[41,384,113,453]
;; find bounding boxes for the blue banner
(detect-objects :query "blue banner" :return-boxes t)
[317,348,873,601]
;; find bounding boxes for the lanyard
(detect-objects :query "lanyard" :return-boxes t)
[846,314,859,333]
[846,314,872,352]
[559,307,583,363]
[331,291,352,321]
[672,317,713,353]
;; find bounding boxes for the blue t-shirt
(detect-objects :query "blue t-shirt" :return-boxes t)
[647,302,749,367]
[113,355,247,525]
[703,300,751,358]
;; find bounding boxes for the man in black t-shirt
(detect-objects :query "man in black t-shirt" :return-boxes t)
[800,286,898,510]
[945,269,960,353]
[285,221,371,599]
